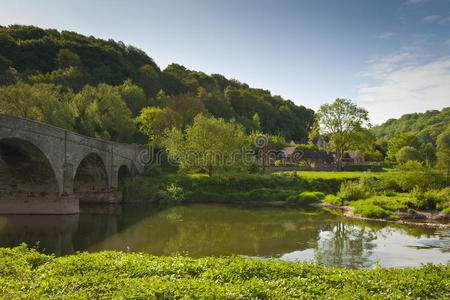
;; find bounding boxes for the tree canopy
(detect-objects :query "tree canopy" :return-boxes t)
[373,107,449,144]
[0,25,314,142]
[163,114,248,176]
[310,98,370,170]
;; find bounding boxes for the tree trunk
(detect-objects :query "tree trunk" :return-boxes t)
[336,150,343,171]
[261,152,266,174]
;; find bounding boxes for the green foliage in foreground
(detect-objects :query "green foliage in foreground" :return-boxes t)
[1,245,449,299]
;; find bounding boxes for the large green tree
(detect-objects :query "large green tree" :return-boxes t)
[163,114,247,176]
[310,98,370,170]
[0,81,74,130]
[396,146,422,164]
[136,106,181,146]
[72,84,136,142]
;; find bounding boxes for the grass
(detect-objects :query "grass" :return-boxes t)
[121,172,346,203]
[1,245,449,299]
[291,169,400,180]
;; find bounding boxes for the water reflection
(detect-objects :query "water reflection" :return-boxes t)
[0,203,448,268]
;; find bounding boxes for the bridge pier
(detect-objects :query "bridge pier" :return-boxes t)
[0,195,79,214]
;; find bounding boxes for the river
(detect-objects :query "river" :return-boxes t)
[0,203,448,268]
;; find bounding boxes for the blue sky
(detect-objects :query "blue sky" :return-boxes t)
[1,0,449,124]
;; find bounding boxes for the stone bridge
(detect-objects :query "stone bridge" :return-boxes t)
[0,114,147,214]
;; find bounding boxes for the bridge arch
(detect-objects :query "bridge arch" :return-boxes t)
[0,137,60,200]
[73,153,109,203]
[118,164,131,182]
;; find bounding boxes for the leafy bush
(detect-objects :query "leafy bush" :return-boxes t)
[274,160,283,167]
[157,183,184,204]
[322,194,341,205]
[391,169,446,192]
[353,203,398,220]
[358,173,380,194]
[410,187,449,210]
[297,191,325,203]
[397,160,423,171]
[337,181,368,201]
[396,146,422,164]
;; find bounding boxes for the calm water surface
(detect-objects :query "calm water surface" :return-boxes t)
[0,203,448,268]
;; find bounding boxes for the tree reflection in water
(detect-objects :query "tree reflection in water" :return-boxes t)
[315,216,378,268]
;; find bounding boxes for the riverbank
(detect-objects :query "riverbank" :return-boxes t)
[121,172,347,203]
[120,169,449,226]
[311,202,450,229]
[0,245,448,298]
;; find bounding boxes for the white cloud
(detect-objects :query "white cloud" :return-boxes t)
[378,32,396,39]
[357,55,450,124]
[439,17,450,24]
[407,0,425,4]
[423,15,441,23]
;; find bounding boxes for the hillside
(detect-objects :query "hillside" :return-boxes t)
[0,25,314,142]
[373,107,450,144]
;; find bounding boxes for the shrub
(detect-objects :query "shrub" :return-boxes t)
[411,187,449,210]
[353,203,398,220]
[322,194,341,205]
[358,173,380,194]
[289,191,325,203]
[397,160,423,171]
[436,188,450,211]
[337,181,368,201]
[298,160,310,168]
[274,160,283,167]
[157,183,184,204]
[391,169,445,192]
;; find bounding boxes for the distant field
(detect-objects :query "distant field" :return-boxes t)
[187,170,398,180]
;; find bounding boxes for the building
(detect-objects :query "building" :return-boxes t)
[302,150,334,168]
[277,147,303,164]
[342,150,365,164]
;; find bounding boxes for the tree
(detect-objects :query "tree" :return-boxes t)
[137,64,160,97]
[310,98,370,170]
[163,114,247,176]
[248,131,286,173]
[71,84,136,142]
[164,93,206,127]
[386,133,421,162]
[419,143,437,167]
[116,79,149,117]
[0,81,74,130]
[55,49,81,69]
[396,146,422,164]
[136,106,181,146]
[436,127,450,184]
[252,113,261,129]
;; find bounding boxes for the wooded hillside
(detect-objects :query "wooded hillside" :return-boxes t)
[0,25,314,142]
[373,107,449,144]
